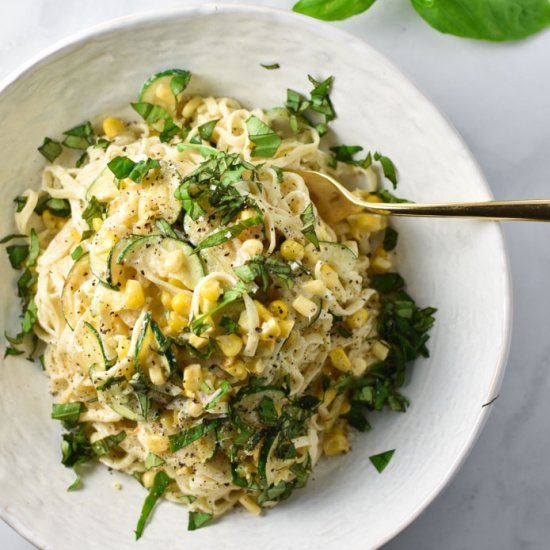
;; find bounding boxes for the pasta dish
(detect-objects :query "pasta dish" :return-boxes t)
[4,70,435,535]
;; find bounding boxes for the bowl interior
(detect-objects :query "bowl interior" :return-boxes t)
[0,5,510,550]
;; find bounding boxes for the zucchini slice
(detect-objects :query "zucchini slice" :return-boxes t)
[118,235,205,290]
[139,69,191,118]
[62,252,92,330]
[74,320,115,372]
[233,386,288,430]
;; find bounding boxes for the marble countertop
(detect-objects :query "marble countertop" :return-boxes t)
[1,1,549,549]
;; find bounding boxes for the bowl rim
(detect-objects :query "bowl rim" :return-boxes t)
[0,3,513,549]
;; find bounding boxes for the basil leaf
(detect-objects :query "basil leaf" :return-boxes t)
[144,453,166,470]
[195,215,263,251]
[369,449,395,473]
[92,431,126,456]
[51,402,86,429]
[293,0,376,21]
[61,424,95,468]
[67,474,81,492]
[6,244,29,269]
[258,396,278,426]
[154,219,178,239]
[300,203,320,250]
[246,115,281,158]
[198,119,220,141]
[107,156,160,183]
[220,316,239,334]
[38,137,62,162]
[261,63,280,70]
[82,196,107,232]
[0,233,26,244]
[169,419,221,452]
[344,401,371,432]
[204,381,230,411]
[383,227,398,252]
[330,144,363,162]
[411,0,550,42]
[71,245,84,261]
[373,152,398,188]
[34,197,71,218]
[272,166,284,183]
[188,511,213,531]
[174,180,206,221]
[170,70,191,97]
[135,470,171,540]
[26,229,40,268]
[62,121,95,150]
[132,102,172,124]
[177,142,218,156]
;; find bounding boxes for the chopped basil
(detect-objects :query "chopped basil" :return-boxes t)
[261,63,280,70]
[376,190,411,204]
[107,156,160,183]
[272,165,284,183]
[204,381,230,411]
[135,470,171,540]
[144,453,166,470]
[258,396,278,426]
[383,227,398,252]
[220,316,239,334]
[51,402,86,429]
[373,152,398,188]
[67,475,82,492]
[300,203,320,250]
[369,449,395,473]
[234,254,294,291]
[198,119,220,141]
[195,214,263,251]
[6,244,29,269]
[76,152,88,168]
[132,102,184,143]
[154,219,178,239]
[26,229,40,268]
[188,511,213,531]
[344,401,371,432]
[246,115,281,158]
[169,70,191,97]
[175,180,206,220]
[169,419,221,452]
[177,142,218,156]
[82,196,107,233]
[34,196,72,218]
[71,245,84,261]
[92,431,126,456]
[62,121,96,150]
[0,233,26,244]
[38,137,62,162]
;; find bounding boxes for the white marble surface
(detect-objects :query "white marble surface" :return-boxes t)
[0,1,548,549]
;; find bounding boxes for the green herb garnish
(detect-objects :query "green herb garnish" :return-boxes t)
[169,419,221,452]
[144,453,166,470]
[38,137,63,162]
[369,449,395,473]
[195,214,263,251]
[246,115,282,158]
[261,63,280,70]
[51,402,86,429]
[198,119,220,142]
[234,254,294,290]
[62,121,96,150]
[300,203,320,250]
[188,511,213,531]
[135,470,171,540]
[107,156,160,183]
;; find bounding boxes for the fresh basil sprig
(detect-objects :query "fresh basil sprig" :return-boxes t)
[293,0,550,42]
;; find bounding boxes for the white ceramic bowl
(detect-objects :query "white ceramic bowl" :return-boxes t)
[0,4,511,550]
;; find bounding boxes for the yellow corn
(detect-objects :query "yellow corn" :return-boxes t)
[372,341,390,361]
[339,398,351,415]
[370,256,391,274]
[303,243,321,264]
[187,401,203,418]
[160,410,176,431]
[217,334,243,358]
[199,279,221,302]
[320,264,340,289]
[171,292,192,316]
[168,277,185,289]
[278,319,295,339]
[92,217,103,232]
[189,333,208,349]
[222,359,248,380]
[301,280,326,297]
[329,348,352,372]
[239,495,262,516]
[241,239,264,257]
[268,300,288,320]
[102,117,125,138]
[146,433,169,453]
[292,295,318,319]
[280,239,305,261]
[167,311,187,334]
[70,228,81,242]
[142,471,156,488]
[183,364,202,395]
[161,291,173,309]
[259,318,281,341]
[323,430,350,456]
[351,213,385,234]
[116,339,130,361]
[323,387,337,407]
[254,300,273,323]
[149,365,167,386]
[124,280,145,309]
[352,357,368,376]
[345,308,369,330]
[374,246,388,259]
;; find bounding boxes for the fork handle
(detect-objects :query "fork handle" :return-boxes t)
[362,199,550,221]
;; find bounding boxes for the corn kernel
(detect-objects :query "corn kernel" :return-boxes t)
[92,217,103,232]
[189,333,208,349]
[42,210,56,230]
[323,432,350,456]
[239,495,262,516]
[278,319,295,339]
[171,292,192,316]
[352,213,384,233]
[199,279,221,302]
[238,208,259,222]
[329,348,352,372]
[301,280,326,297]
[188,400,204,418]
[374,246,388,259]
[149,365,167,386]
[372,341,390,361]
[147,433,169,453]
[345,308,369,330]
[217,334,243,357]
[370,256,391,274]
[168,277,185,289]
[124,280,145,309]
[259,318,281,341]
[183,364,202,395]
[292,295,318,319]
[142,471,156,488]
[222,359,248,380]
[167,311,187,334]
[254,300,273,323]
[320,264,340,289]
[268,300,288,320]
[161,291,173,309]
[70,228,81,242]
[323,387,337,407]
[352,357,368,376]
[339,399,351,415]
[116,339,130,361]
[102,117,125,138]
[241,238,264,257]
[280,239,305,261]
